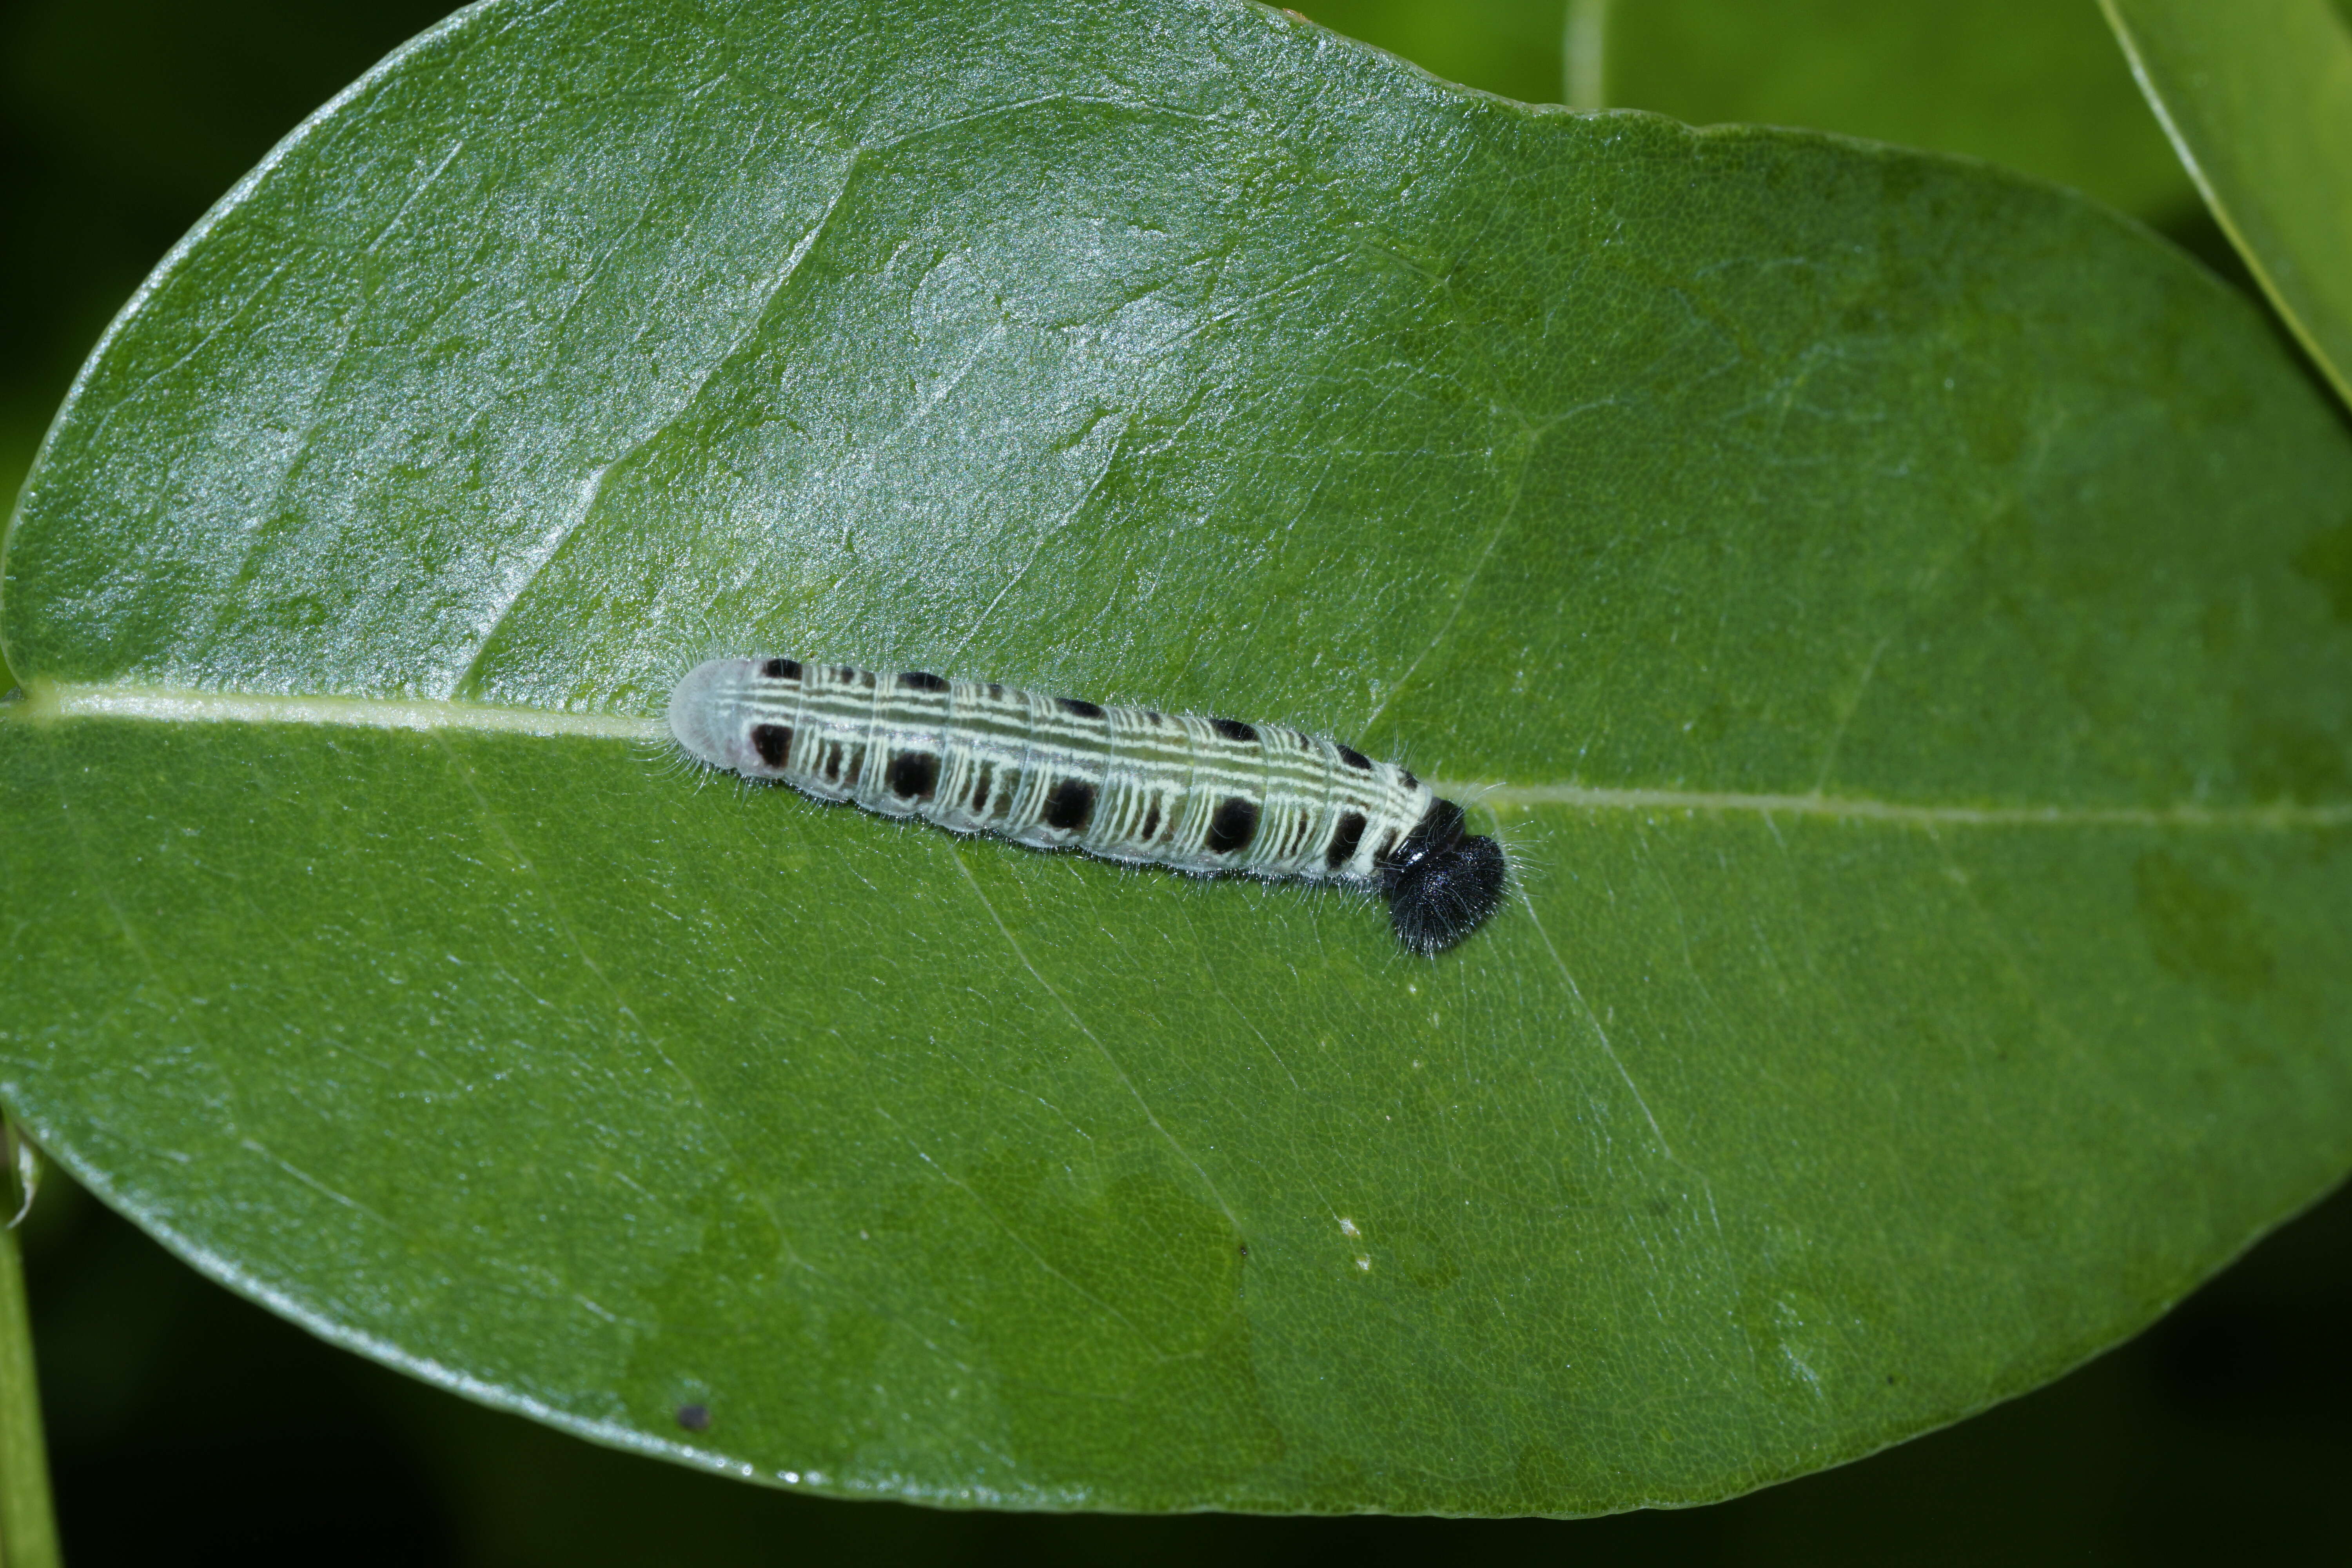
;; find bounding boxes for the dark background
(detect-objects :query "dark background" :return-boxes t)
[5,1,2348,1561]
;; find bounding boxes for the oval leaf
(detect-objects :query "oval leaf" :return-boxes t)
[4,0,2352,1516]
[2103,0,2352,406]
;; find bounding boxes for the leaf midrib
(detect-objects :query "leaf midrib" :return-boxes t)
[11,679,2348,829]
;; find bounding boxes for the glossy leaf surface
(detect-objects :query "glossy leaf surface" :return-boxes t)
[4,0,2352,1515]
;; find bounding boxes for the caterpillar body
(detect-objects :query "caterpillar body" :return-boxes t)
[668,657,1508,954]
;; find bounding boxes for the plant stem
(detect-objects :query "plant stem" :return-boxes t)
[0,1128,60,1568]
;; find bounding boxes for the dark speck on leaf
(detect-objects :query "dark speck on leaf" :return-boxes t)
[676,1403,711,1432]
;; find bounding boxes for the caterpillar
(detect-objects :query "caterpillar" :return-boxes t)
[668,658,1508,954]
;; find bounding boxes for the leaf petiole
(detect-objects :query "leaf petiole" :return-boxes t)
[0,1114,59,1568]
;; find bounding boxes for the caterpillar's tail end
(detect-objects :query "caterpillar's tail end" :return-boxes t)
[1384,832,1508,956]
[668,657,750,771]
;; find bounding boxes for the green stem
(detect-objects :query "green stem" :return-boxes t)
[0,1127,60,1568]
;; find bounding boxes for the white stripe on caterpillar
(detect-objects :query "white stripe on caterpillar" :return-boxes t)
[668,657,1506,953]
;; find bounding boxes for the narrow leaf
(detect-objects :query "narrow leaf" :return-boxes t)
[2103,0,2352,409]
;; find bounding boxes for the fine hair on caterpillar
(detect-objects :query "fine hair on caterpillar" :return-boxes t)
[668,656,1509,953]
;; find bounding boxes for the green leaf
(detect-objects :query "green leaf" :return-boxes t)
[1588,0,2198,220]
[2103,0,2352,410]
[5,0,2352,1516]
[1,432,28,697]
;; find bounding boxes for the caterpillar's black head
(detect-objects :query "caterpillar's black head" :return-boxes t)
[1379,798,1508,956]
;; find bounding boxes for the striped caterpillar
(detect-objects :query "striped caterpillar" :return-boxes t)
[668,658,1508,953]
